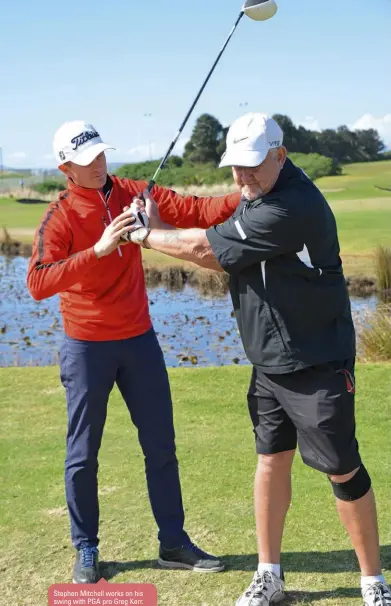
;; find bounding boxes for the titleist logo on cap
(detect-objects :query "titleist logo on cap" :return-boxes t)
[71,129,100,151]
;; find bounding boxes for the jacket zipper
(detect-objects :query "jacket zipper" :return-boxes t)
[98,189,122,258]
[244,196,288,353]
[244,197,288,351]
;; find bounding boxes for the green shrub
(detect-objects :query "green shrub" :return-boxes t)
[289,153,342,180]
[116,152,341,187]
[116,161,233,187]
[32,180,65,195]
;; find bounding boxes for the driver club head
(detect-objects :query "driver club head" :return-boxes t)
[242,0,278,21]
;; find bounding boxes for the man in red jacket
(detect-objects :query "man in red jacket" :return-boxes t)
[27,120,241,584]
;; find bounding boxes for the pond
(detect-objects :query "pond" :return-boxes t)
[0,255,378,368]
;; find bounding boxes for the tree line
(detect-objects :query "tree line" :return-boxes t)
[115,112,388,186]
[183,113,386,166]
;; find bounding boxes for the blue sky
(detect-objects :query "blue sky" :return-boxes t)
[1,0,390,168]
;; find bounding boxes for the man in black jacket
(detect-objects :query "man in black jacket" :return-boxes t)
[129,112,390,606]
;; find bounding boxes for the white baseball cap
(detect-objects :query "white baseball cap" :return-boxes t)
[219,113,283,168]
[53,120,115,166]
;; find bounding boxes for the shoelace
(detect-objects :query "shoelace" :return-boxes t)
[80,545,98,568]
[364,583,391,605]
[246,571,275,597]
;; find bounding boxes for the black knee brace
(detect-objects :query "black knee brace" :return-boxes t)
[329,464,371,501]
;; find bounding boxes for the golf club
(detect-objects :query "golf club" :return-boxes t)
[146,0,278,193]
[125,0,277,237]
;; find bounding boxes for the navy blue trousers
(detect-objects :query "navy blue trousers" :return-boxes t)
[59,328,189,550]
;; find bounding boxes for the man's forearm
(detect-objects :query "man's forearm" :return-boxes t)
[27,246,100,301]
[145,228,223,272]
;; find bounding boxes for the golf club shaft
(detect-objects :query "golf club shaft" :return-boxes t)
[146,10,244,192]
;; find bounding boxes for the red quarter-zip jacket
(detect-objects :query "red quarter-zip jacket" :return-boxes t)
[26,176,240,341]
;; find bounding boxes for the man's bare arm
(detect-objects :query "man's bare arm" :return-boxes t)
[145,228,224,272]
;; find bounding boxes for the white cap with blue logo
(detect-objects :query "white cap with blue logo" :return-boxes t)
[53,120,115,167]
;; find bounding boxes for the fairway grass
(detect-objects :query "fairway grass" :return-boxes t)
[0,365,390,605]
[317,160,391,201]
[2,197,391,278]
[1,159,391,278]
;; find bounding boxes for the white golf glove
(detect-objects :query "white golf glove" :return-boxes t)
[121,201,151,245]
[129,200,149,229]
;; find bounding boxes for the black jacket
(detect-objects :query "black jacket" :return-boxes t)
[207,159,356,373]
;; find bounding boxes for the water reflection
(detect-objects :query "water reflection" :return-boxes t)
[0,256,379,368]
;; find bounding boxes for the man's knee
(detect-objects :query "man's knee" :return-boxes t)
[328,464,372,501]
[65,451,99,473]
[257,449,296,472]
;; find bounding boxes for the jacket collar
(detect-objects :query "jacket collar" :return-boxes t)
[67,175,113,200]
[241,158,300,204]
[271,157,300,193]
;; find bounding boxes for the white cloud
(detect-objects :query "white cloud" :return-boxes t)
[351,114,391,148]
[107,148,123,156]
[299,116,321,131]
[125,137,188,162]
[126,143,156,161]
[9,151,27,159]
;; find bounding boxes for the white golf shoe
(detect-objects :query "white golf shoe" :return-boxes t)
[362,582,391,605]
[236,569,285,606]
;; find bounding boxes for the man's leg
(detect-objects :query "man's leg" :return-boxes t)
[329,468,381,576]
[276,359,390,604]
[116,329,187,548]
[60,336,117,575]
[255,450,295,565]
[248,367,297,569]
[236,367,297,605]
[328,464,391,603]
[116,328,223,571]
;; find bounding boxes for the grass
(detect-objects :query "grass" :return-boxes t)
[360,306,391,361]
[330,199,391,277]
[1,160,391,276]
[0,199,47,231]
[0,171,28,179]
[317,160,391,200]
[142,249,189,267]
[0,365,390,606]
[374,246,391,292]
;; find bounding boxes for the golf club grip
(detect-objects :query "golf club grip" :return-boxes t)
[133,179,156,208]
[135,180,155,204]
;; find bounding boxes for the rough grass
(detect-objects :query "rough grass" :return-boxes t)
[0,365,390,605]
[374,246,391,292]
[359,306,391,361]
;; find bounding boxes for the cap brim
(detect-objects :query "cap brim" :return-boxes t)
[72,142,115,166]
[219,148,268,168]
